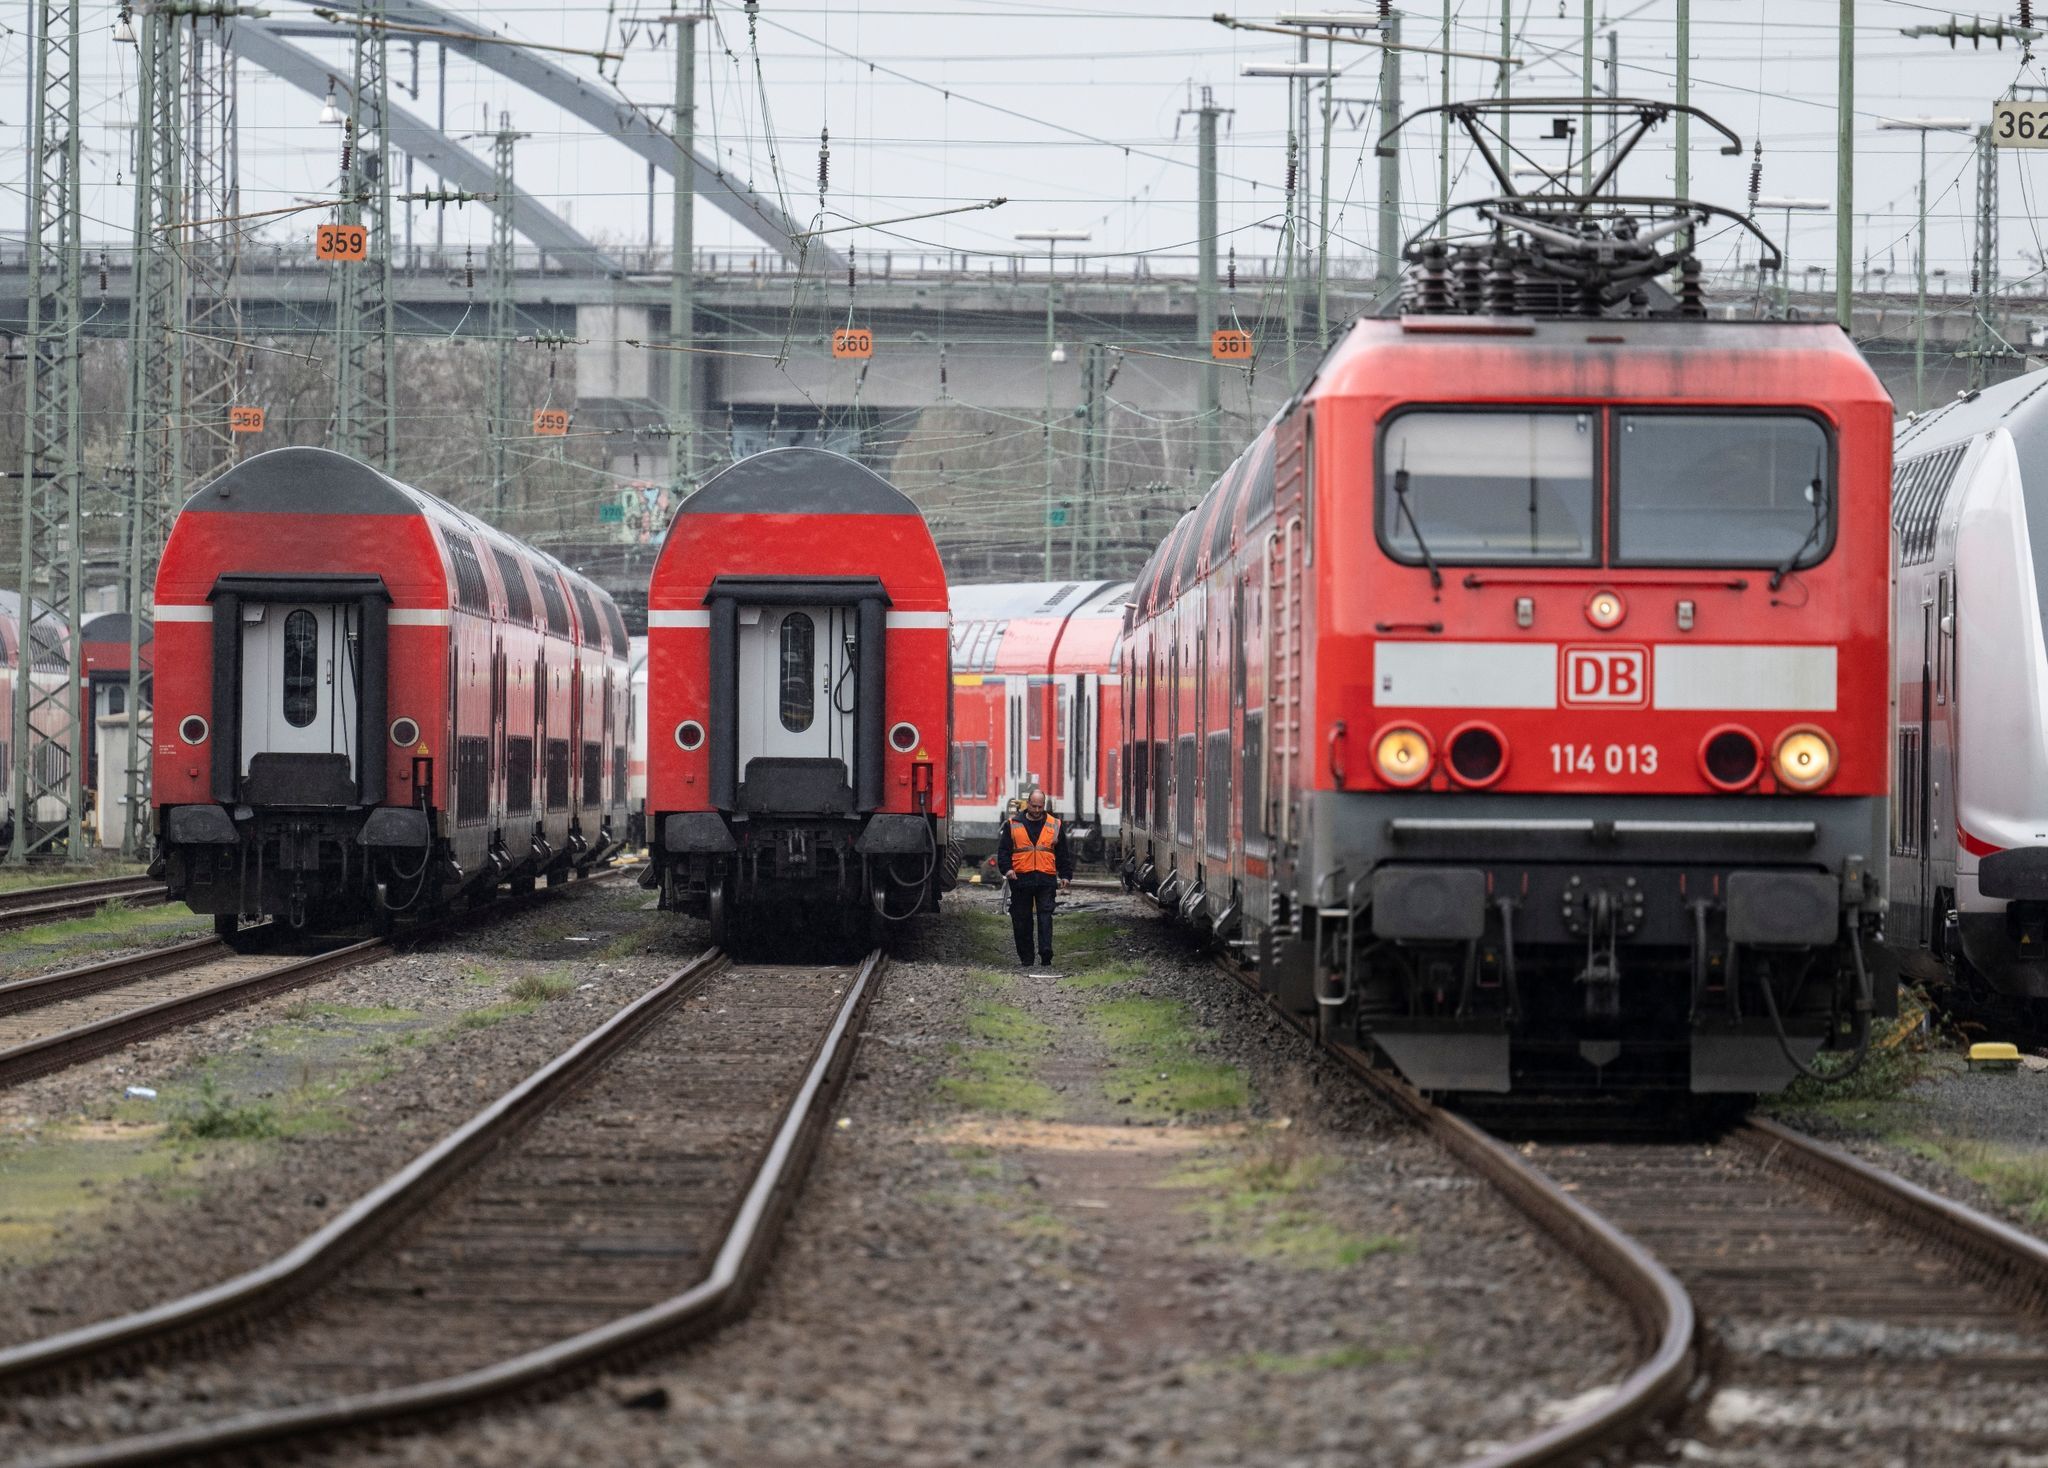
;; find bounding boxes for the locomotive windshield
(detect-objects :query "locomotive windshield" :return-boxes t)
[1379,411,1598,563]
[1614,413,1831,567]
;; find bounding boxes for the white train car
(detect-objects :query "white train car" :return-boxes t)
[1889,370,2048,1013]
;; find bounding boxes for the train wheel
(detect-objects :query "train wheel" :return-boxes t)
[213,912,238,942]
[369,902,396,938]
[868,882,889,951]
[707,878,730,950]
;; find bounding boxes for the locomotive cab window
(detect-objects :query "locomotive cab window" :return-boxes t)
[1614,413,1832,568]
[1378,410,1597,564]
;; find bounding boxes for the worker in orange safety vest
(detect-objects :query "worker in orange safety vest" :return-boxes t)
[995,786,1073,968]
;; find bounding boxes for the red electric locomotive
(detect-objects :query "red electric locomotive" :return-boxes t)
[645,447,956,950]
[1121,99,1896,1094]
[151,447,632,936]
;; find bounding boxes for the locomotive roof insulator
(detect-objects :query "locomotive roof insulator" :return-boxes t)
[1377,96,1782,320]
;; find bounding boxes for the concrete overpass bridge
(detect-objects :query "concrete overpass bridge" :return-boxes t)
[5,241,2037,626]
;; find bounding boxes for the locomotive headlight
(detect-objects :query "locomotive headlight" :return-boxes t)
[1585,588,1628,630]
[1772,727,1837,791]
[1373,726,1433,788]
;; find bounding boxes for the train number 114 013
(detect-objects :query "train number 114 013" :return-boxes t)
[1550,742,1659,775]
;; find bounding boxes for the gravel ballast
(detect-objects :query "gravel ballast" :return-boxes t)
[279,888,1640,1468]
[0,875,695,1355]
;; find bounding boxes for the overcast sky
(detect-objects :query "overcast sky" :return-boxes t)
[5,0,2048,289]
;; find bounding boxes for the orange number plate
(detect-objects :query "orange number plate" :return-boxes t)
[228,406,266,434]
[532,409,570,436]
[1212,330,1254,361]
[832,328,874,359]
[315,223,369,261]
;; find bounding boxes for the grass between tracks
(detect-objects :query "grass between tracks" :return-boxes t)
[0,951,599,1265]
[0,861,149,896]
[936,895,1398,1273]
[0,900,211,980]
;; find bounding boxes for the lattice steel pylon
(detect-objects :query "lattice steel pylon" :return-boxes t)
[333,2,396,468]
[488,117,525,518]
[1969,124,2001,392]
[119,3,189,858]
[183,17,244,484]
[12,0,88,863]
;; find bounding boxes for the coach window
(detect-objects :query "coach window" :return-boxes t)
[1379,410,1597,564]
[1614,412,1831,567]
[283,610,318,727]
[778,613,815,733]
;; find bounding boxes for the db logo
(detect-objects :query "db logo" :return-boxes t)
[1563,646,1648,707]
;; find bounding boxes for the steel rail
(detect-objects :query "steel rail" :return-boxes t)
[0,875,168,932]
[0,936,226,1019]
[0,936,396,1089]
[1737,1116,2048,1315]
[1211,955,1699,1467]
[5,947,884,1466]
[0,867,633,1089]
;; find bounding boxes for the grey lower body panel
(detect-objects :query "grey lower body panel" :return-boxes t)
[1284,791,1885,1094]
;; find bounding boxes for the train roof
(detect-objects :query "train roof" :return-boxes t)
[1321,315,1888,407]
[950,580,1127,623]
[1895,368,2048,460]
[669,446,916,524]
[949,580,1132,674]
[178,446,621,644]
[650,447,946,612]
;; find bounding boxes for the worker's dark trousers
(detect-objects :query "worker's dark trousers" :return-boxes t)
[1010,878,1056,964]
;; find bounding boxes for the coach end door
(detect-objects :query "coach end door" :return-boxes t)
[237,601,361,806]
[734,605,857,808]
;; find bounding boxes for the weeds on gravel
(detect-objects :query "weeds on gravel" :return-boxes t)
[1089,996,1247,1117]
[299,1002,422,1026]
[1062,960,1142,991]
[169,1075,279,1142]
[959,910,1025,969]
[507,971,575,1003]
[941,998,1060,1117]
[597,929,656,961]
[967,1001,1052,1049]
[0,861,147,895]
[1767,999,1944,1120]
[0,900,207,961]
[1167,1145,1404,1271]
[454,1001,536,1030]
[942,1052,1059,1116]
[1905,1139,2048,1223]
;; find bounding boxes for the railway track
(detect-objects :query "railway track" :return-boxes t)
[0,868,630,1090]
[0,946,882,1466]
[1212,953,2048,1466]
[0,875,168,934]
[1532,1119,2048,1464]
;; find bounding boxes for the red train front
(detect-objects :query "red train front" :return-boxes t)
[1121,105,1896,1092]
[151,448,632,935]
[645,447,955,950]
